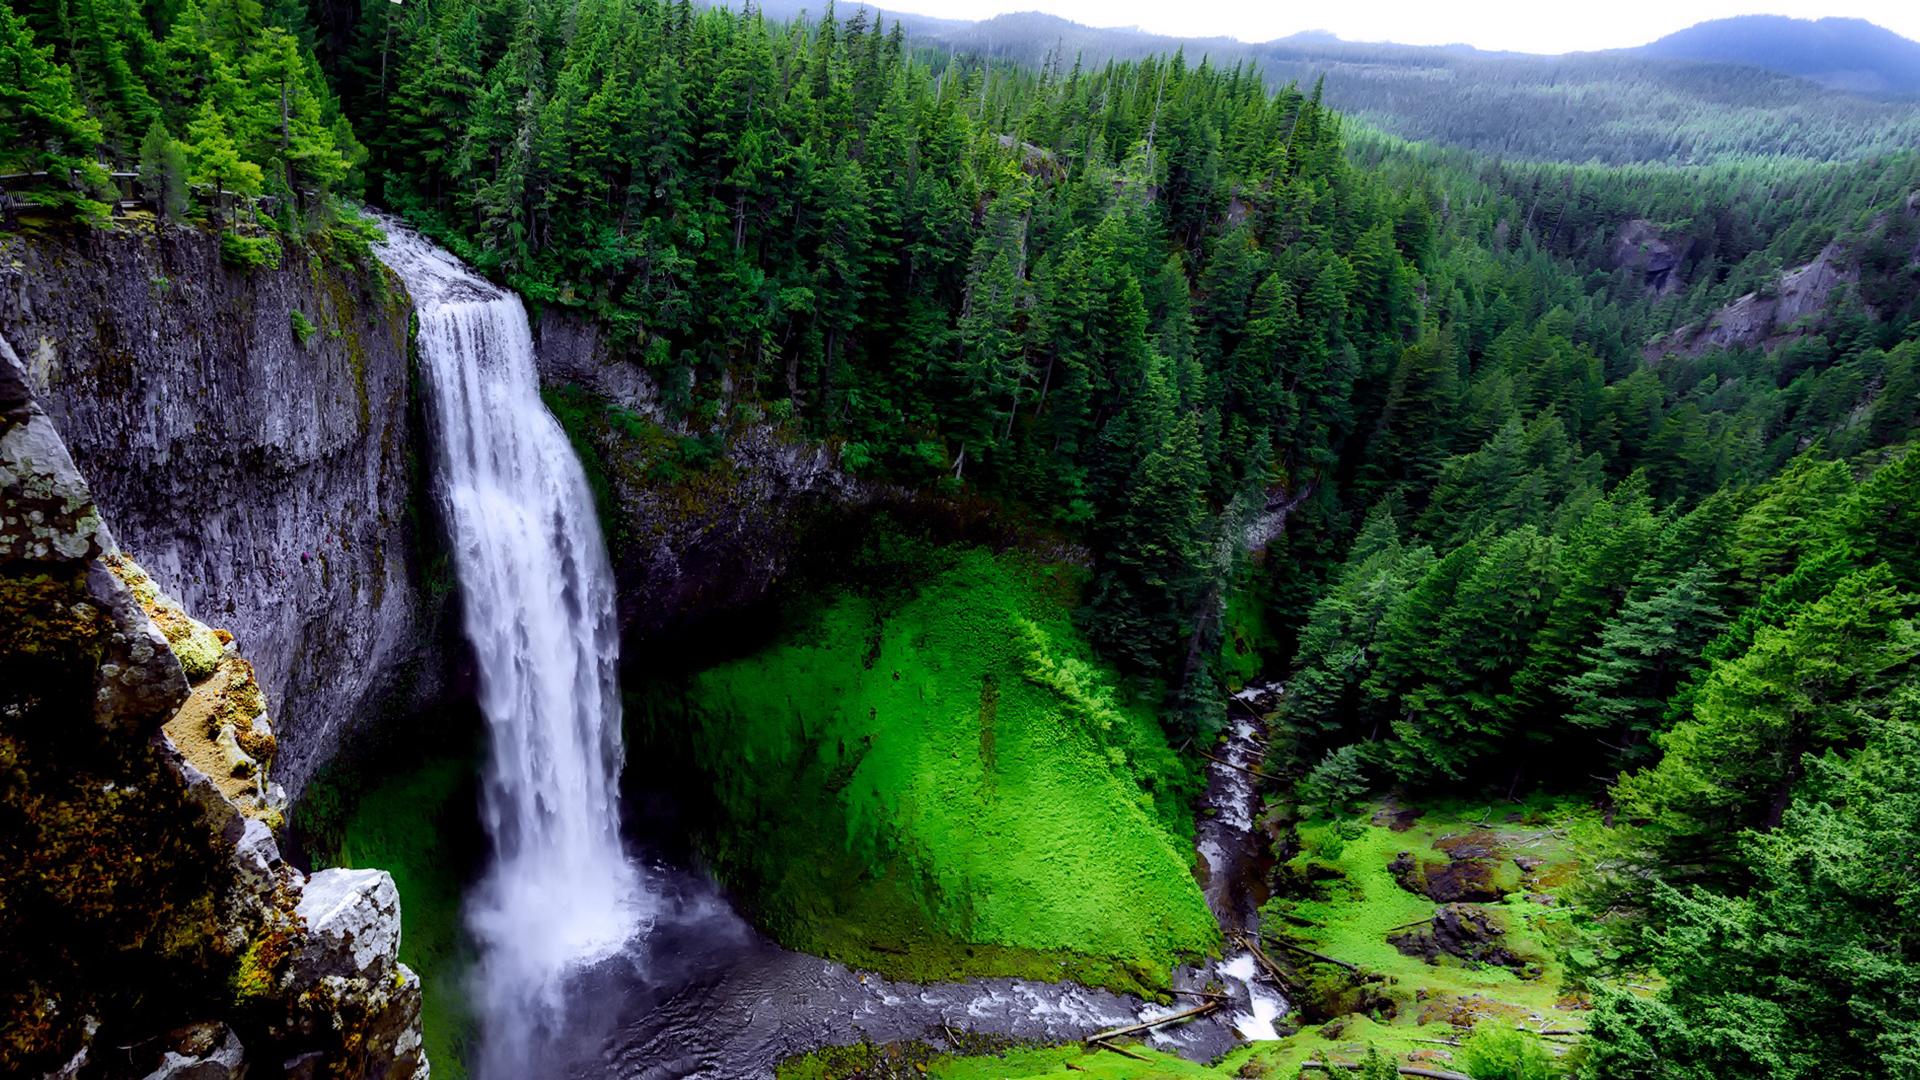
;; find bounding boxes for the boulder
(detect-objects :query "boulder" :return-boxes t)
[1388,903,1536,976]
[1388,831,1514,904]
[138,1023,247,1080]
[269,869,427,1080]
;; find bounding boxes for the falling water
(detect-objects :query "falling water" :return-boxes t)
[375,223,646,1074]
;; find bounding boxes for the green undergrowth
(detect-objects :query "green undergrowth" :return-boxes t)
[297,726,484,1079]
[773,794,1598,1079]
[637,544,1217,994]
[1220,575,1281,690]
[1233,796,1595,1075]
[778,1039,1246,1080]
[1272,798,1586,1016]
[932,1043,1232,1079]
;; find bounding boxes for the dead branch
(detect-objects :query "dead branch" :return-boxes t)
[1088,1039,1150,1062]
[1083,999,1220,1045]
[1297,1061,1471,1080]
[1196,748,1282,782]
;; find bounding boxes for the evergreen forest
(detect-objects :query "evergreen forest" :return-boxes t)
[2,1,1917,1078]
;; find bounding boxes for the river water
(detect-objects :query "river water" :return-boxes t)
[380,221,1287,1078]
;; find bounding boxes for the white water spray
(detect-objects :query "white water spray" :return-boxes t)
[376,224,647,1073]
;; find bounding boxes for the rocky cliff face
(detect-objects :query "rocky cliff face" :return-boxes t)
[1,331,425,1079]
[0,226,451,798]
[1647,238,1862,361]
[531,309,869,649]
[1609,218,1694,295]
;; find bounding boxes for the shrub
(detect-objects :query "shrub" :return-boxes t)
[1297,743,1371,819]
[1459,1022,1562,1080]
[219,230,282,270]
[289,310,318,346]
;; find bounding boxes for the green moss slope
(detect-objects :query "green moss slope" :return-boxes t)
[303,749,481,1079]
[655,548,1218,992]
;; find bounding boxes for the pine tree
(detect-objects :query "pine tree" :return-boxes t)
[186,100,262,224]
[0,7,109,220]
[137,117,188,224]
[1565,562,1727,766]
[1508,474,1659,728]
[1616,565,1919,862]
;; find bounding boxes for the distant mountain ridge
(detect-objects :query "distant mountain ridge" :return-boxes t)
[716,4,1920,163]
[1622,16,1920,97]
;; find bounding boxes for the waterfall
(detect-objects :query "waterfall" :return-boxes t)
[375,223,646,1073]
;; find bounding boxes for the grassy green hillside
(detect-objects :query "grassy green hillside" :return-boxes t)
[642,545,1218,992]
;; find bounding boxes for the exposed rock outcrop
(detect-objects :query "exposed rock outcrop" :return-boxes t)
[1388,829,1519,903]
[531,309,869,648]
[0,226,452,799]
[1,330,424,1078]
[1609,218,1693,295]
[1646,239,1860,361]
[1388,903,1538,977]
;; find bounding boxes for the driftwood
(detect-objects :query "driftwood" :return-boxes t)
[1297,1062,1471,1080]
[1196,748,1283,782]
[1088,1039,1150,1061]
[1083,999,1220,1045]
[1264,935,1362,973]
[1384,915,1437,934]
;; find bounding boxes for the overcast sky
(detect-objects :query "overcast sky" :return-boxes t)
[860,1,1920,55]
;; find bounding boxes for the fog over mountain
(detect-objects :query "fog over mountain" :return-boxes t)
[730,4,1920,162]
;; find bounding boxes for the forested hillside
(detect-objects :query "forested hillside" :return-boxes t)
[824,8,1920,164]
[4,0,1918,1076]
[1629,15,1920,96]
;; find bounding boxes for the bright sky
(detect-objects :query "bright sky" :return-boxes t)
[865,0,1920,55]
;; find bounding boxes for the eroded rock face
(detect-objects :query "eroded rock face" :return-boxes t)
[531,308,869,648]
[1609,219,1694,295]
[1647,239,1862,361]
[0,226,451,799]
[1,330,425,1079]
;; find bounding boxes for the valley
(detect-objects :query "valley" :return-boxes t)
[2,1,1918,1079]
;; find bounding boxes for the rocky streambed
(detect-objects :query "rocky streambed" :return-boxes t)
[521,683,1290,1078]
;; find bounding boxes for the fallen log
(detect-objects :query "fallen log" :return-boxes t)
[1233,931,1306,997]
[1088,1039,1150,1062]
[1083,1000,1220,1044]
[1297,1061,1471,1080]
[1264,935,1362,973]
[1383,915,1437,934]
[1196,748,1283,782]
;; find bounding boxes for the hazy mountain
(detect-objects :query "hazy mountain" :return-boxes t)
[708,5,1920,164]
[1625,16,1920,97]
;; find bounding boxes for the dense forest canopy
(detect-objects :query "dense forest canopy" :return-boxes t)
[2,0,1918,1076]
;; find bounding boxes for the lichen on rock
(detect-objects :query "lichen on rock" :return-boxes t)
[0,328,426,1079]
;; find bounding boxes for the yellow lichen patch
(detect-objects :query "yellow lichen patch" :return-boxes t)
[163,655,281,819]
[106,553,230,681]
[0,570,107,660]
